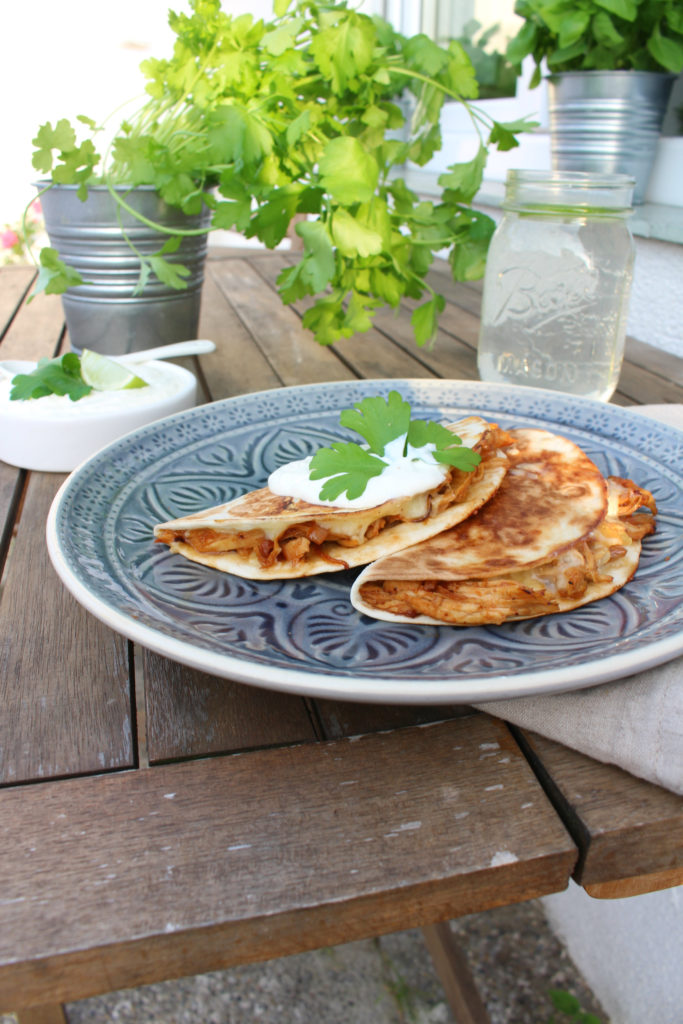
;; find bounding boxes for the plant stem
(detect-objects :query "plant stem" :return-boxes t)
[101,187,209,236]
[21,186,53,269]
[387,64,489,142]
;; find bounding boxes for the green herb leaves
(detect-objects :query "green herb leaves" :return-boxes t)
[318,138,379,206]
[309,9,376,93]
[8,349,148,401]
[308,391,481,501]
[309,443,387,501]
[547,987,603,1024]
[32,118,100,198]
[508,0,683,80]
[339,391,412,455]
[9,354,91,402]
[31,247,84,300]
[31,1,537,347]
[407,419,481,471]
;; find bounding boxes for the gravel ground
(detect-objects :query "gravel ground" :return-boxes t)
[2,899,607,1024]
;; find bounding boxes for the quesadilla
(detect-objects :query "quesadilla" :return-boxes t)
[351,428,657,625]
[153,417,512,579]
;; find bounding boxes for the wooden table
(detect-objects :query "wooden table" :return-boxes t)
[1,251,682,1023]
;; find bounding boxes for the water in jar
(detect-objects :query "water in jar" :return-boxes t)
[477,210,634,402]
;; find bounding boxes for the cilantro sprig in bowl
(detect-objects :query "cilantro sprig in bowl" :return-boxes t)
[8,350,147,402]
[0,352,196,472]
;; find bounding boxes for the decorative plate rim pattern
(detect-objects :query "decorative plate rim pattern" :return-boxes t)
[46,379,683,704]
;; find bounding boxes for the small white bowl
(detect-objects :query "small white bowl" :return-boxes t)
[0,360,197,472]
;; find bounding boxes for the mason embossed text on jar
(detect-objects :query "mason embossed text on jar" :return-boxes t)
[477,170,635,401]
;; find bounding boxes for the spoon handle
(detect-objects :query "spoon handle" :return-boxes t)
[115,339,216,363]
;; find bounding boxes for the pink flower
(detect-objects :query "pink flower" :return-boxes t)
[1,229,19,249]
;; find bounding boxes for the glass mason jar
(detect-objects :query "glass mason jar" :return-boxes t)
[477,170,635,401]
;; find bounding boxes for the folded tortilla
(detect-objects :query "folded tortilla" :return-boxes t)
[154,417,511,579]
[351,429,657,625]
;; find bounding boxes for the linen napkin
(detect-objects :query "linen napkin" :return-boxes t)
[475,404,683,796]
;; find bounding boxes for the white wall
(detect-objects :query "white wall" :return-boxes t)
[542,882,683,1024]
[626,234,683,358]
[3,0,175,224]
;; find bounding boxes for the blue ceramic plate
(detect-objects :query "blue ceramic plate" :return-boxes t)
[46,380,683,703]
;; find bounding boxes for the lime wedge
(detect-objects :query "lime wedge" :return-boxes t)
[80,349,148,391]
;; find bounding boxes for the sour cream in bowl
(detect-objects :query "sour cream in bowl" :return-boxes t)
[0,359,197,472]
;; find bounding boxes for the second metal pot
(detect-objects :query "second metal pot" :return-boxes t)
[546,70,675,204]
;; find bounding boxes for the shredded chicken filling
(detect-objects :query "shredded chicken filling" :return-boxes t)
[358,479,656,625]
[156,426,511,568]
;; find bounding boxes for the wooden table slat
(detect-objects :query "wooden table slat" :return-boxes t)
[208,255,354,386]
[255,253,440,382]
[424,268,486,317]
[0,716,576,1010]
[0,462,24,568]
[314,698,475,739]
[374,309,482,381]
[517,730,683,887]
[610,357,683,406]
[200,260,284,401]
[0,266,35,344]
[0,473,134,784]
[624,335,683,388]
[144,652,318,763]
[0,284,64,363]
[256,250,486,384]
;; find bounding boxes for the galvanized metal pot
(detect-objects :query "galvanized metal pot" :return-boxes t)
[38,184,211,355]
[546,70,676,204]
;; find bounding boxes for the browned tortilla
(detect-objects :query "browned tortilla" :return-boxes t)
[356,429,608,584]
[351,432,657,625]
[153,416,511,579]
[352,542,646,625]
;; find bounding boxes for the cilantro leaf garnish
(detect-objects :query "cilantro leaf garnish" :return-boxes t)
[309,442,387,501]
[339,391,411,455]
[308,392,482,501]
[9,354,92,402]
[407,420,482,470]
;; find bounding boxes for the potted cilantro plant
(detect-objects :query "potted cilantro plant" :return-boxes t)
[506,0,683,203]
[31,0,534,354]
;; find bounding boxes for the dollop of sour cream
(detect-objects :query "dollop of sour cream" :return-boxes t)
[267,434,450,510]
